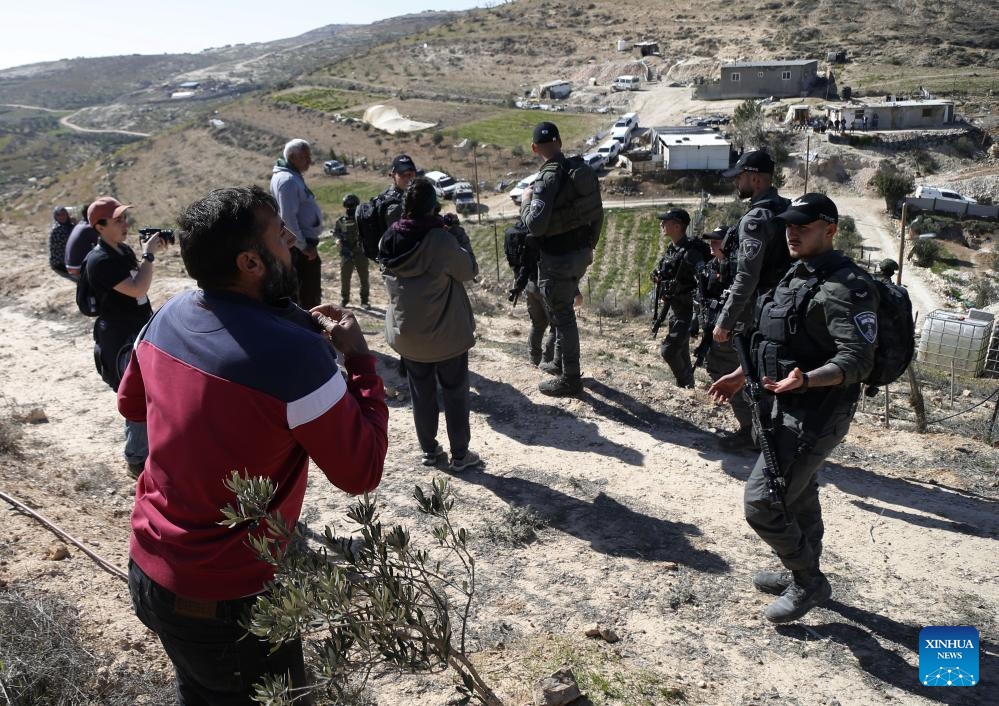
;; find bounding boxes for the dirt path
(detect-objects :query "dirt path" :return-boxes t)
[837,195,942,318]
[1,224,995,705]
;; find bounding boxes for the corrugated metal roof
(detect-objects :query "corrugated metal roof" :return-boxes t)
[722,60,817,68]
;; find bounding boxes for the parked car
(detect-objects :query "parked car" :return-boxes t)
[454,182,477,215]
[323,159,347,176]
[614,112,639,131]
[424,170,460,199]
[582,153,606,171]
[912,185,977,204]
[596,140,622,165]
[508,172,540,205]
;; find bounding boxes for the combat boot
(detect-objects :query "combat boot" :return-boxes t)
[752,569,792,595]
[539,374,583,397]
[763,569,831,624]
[538,360,563,376]
[717,427,757,452]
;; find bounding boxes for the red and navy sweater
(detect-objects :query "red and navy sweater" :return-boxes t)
[119,289,388,600]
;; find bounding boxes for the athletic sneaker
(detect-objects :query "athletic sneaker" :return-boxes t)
[421,444,447,467]
[449,450,483,472]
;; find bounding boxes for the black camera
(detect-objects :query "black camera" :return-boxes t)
[138,228,175,245]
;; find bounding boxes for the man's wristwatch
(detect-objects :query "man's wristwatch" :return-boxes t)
[142,251,155,263]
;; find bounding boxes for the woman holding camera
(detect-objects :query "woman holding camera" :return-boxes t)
[379,177,482,473]
[84,196,168,477]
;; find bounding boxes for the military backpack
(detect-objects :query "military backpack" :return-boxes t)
[795,260,915,394]
[356,189,401,261]
[539,155,603,239]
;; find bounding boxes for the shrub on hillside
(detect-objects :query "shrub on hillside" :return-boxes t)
[834,215,862,258]
[910,238,943,267]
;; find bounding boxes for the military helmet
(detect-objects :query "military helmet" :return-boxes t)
[342,193,360,209]
[879,258,899,276]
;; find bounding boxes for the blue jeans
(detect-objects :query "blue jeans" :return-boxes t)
[128,561,311,706]
[124,419,147,465]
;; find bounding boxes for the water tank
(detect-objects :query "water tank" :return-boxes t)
[917,309,994,376]
[617,39,629,52]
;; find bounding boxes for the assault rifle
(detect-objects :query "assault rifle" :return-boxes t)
[692,297,723,368]
[733,331,791,527]
[650,255,681,338]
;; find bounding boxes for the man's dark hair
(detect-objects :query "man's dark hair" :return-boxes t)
[178,186,277,288]
[403,177,439,219]
[80,203,91,223]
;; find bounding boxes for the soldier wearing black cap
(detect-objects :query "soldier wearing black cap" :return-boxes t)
[695,225,754,443]
[521,121,604,397]
[713,150,791,345]
[709,193,879,624]
[651,208,705,388]
[381,154,418,230]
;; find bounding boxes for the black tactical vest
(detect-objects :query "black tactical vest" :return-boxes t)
[753,259,846,382]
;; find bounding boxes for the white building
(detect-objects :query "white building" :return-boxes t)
[655,132,731,171]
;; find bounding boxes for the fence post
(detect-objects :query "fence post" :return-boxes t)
[987,390,999,445]
[907,365,927,433]
[884,383,891,428]
[493,223,500,283]
[950,359,956,407]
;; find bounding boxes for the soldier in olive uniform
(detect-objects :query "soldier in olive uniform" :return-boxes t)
[877,258,899,281]
[713,150,791,345]
[709,193,879,624]
[651,209,705,388]
[334,194,370,307]
[696,226,754,447]
[521,121,604,397]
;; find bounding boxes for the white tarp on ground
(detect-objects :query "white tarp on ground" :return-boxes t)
[363,105,436,134]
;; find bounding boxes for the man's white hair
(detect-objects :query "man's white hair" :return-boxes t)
[283,138,311,161]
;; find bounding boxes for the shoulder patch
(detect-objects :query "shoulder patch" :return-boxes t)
[741,237,763,260]
[745,220,759,233]
[529,198,546,218]
[854,311,878,344]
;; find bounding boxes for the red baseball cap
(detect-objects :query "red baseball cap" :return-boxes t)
[87,196,133,224]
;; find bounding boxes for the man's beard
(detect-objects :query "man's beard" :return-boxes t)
[256,246,299,305]
[736,184,753,199]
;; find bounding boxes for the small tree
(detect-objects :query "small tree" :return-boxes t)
[730,99,765,151]
[871,168,914,214]
[220,474,500,706]
[431,132,445,147]
[834,215,862,259]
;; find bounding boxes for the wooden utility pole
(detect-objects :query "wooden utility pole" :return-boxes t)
[896,201,908,286]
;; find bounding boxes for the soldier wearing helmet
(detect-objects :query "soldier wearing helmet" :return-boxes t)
[878,258,899,281]
[334,193,370,307]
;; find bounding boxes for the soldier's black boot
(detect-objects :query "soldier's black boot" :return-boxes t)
[539,374,583,397]
[763,569,831,624]
[752,569,792,595]
[538,359,563,376]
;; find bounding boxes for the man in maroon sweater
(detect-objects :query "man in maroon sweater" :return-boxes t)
[119,185,388,704]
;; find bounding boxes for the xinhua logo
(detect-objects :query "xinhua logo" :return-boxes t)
[919,626,979,687]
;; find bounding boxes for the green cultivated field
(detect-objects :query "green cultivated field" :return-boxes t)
[454,110,605,150]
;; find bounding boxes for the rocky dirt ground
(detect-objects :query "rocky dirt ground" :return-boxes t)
[1,196,997,705]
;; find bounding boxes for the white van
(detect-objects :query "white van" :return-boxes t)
[613,75,641,91]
